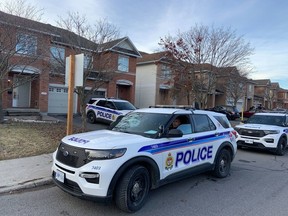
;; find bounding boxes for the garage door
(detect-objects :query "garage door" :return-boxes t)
[48,85,77,114]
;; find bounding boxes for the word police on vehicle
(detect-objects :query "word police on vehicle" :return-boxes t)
[52,106,237,212]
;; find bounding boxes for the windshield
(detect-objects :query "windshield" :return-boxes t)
[112,112,172,138]
[247,115,285,126]
[113,101,136,110]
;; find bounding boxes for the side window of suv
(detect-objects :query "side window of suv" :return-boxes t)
[192,114,216,133]
[105,101,116,109]
[170,115,192,134]
[96,100,106,107]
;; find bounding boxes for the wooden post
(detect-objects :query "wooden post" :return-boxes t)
[66,55,75,135]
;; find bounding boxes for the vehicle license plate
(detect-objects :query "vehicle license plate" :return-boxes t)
[55,170,65,183]
[244,139,253,144]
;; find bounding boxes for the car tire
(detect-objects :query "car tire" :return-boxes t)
[87,112,96,124]
[115,165,150,213]
[275,137,287,156]
[212,149,231,178]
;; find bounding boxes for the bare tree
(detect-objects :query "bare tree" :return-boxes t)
[0,0,44,21]
[159,24,254,108]
[221,68,248,106]
[263,85,278,109]
[54,12,120,131]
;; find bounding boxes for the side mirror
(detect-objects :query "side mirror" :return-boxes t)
[108,115,124,130]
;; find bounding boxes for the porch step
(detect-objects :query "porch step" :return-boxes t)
[4,108,40,116]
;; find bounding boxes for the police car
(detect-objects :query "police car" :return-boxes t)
[235,112,288,155]
[52,107,237,212]
[86,98,136,124]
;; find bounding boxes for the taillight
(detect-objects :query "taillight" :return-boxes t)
[231,130,238,138]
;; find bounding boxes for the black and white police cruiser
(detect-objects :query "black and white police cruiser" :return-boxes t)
[86,98,136,124]
[52,107,237,212]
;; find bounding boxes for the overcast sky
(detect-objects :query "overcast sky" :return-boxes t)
[17,0,288,88]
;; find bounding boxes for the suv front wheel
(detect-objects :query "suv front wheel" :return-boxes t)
[275,137,287,156]
[115,165,150,213]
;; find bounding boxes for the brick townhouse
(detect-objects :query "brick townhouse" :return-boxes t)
[0,11,141,115]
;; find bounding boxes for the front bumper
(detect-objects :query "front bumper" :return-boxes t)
[236,135,278,150]
[51,170,112,202]
[51,151,120,200]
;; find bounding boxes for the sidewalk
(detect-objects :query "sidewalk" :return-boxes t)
[0,153,53,194]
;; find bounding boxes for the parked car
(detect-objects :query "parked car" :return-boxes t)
[235,112,288,155]
[243,107,257,118]
[52,107,237,212]
[242,106,265,118]
[86,98,136,124]
[207,105,240,120]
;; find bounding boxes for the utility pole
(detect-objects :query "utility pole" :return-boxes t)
[66,55,75,135]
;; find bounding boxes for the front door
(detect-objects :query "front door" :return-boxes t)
[12,77,31,107]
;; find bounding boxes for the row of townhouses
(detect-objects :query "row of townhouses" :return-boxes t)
[1,11,288,115]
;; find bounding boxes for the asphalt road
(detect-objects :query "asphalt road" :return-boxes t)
[1,148,288,216]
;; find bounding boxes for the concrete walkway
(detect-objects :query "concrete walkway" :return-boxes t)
[0,153,53,194]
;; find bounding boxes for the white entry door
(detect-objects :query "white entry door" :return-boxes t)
[12,77,31,107]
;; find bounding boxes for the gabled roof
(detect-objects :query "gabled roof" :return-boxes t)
[271,82,280,89]
[137,51,169,65]
[104,37,142,58]
[0,11,141,57]
[253,79,271,86]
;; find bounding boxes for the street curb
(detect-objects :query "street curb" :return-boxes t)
[0,177,54,195]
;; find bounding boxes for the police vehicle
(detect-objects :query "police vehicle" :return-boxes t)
[52,107,237,212]
[86,98,136,124]
[235,112,288,155]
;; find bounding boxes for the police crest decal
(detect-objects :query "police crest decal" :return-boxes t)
[165,153,174,170]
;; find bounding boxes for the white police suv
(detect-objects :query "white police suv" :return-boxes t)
[86,98,136,124]
[235,112,288,155]
[52,107,237,212]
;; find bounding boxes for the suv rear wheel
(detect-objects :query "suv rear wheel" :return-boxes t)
[115,165,150,213]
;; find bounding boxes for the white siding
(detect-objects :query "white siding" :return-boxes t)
[135,64,157,108]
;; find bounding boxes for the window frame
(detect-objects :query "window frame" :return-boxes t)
[50,46,65,63]
[16,33,37,55]
[118,55,129,72]
[160,64,172,79]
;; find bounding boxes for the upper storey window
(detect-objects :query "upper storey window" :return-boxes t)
[50,46,65,63]
[118,55,129,72]
[16,33,37,55]
[161,64,171,79]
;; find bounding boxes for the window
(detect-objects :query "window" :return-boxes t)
[161,65,171,79]
[50,46,65,62]
[192,114,216,133]
[16,33,37,55]
[84,54,93,69]
[214,116,231,128]
[118,55,129,72]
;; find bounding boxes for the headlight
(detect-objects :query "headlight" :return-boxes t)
[85,148,127,160]
[263,130,280,135]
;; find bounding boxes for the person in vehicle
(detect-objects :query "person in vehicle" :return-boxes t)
[170,117,182,129]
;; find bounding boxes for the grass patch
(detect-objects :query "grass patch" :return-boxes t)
[0,122,84,160]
